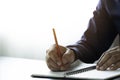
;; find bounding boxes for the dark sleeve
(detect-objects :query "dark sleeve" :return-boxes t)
[67,0,118,63]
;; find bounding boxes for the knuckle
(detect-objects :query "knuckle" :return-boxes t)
[48,50,55,56]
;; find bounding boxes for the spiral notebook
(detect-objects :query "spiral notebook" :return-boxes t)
[31,61,120,80]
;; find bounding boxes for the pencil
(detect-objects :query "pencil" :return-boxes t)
[52,28,62,58]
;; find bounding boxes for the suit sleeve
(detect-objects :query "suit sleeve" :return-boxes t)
[67,0,118,63]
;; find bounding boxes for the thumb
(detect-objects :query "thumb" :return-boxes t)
[62,48,75,65]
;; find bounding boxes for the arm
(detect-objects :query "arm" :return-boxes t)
[45,0,118,71]
[67,0,118,63]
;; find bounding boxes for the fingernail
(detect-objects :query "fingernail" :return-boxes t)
[110,66,114,70]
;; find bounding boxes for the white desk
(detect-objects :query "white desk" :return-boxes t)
[0,56,120,80]
[0,56,52,80]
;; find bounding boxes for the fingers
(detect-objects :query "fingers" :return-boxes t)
[97,51,114,70]
[60,63,71,71]
[109,61,120,70]
[97,46,120,71]
[46,56,60,71]
[46,44,75,71]
[46,44,62,71]
[59,48,75,71]
[47,44,62,66]
[60,48,75,71]
[46,44,69,71]
[49,50,61,66]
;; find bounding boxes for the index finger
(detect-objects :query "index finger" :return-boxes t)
[47,45,62,66]
[97,46,120,66]
[97,52,111,67]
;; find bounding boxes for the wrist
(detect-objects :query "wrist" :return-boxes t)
[69,49,77,63]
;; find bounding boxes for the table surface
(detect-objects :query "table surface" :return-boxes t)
[0,56,120,80]
[0,56,53,80]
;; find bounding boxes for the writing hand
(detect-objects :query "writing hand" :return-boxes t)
[97,46,120,70]
[46,44,75,71]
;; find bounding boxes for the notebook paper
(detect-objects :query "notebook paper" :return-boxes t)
[31,61,120,80]
[66,68,120,80]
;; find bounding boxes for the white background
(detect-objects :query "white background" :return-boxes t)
[0,0,99,60]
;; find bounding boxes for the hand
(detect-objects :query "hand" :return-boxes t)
[97,46,120,70]
[46,44,75,71]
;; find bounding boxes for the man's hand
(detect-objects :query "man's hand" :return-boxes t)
[46,44,75,71]
[97,46,120,70]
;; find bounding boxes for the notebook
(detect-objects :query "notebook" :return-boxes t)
[31,60,120,80]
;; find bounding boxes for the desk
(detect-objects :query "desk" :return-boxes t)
[0,56,120,80]
[0,56,51,80]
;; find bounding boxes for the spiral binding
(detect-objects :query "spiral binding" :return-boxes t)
[65,65,96,76]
